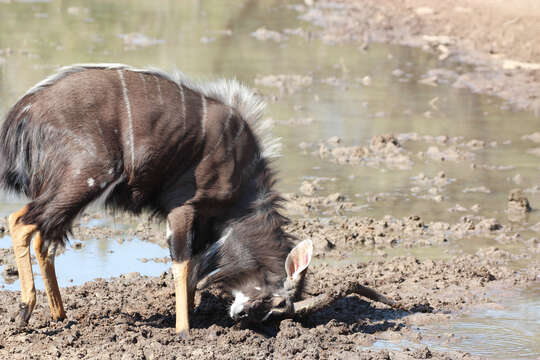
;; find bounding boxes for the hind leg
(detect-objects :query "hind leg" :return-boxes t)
[33,233,65,321]
[13,163,119,325]
[8,206,38,326]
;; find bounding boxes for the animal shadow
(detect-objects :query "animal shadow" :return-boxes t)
[242,296,425,338]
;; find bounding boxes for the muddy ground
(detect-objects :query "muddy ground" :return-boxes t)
[0,236,537,360]
[1,208,539,359]
[2,0,540,359]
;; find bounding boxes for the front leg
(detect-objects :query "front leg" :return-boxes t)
[167,204,195,338]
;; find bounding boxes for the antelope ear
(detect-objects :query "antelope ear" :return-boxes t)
[285,239,313,281]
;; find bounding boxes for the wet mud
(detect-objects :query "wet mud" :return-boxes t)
[2,236,537,359]
[1,209,539,359]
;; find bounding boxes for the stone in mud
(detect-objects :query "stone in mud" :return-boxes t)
[369,134,400,151]
[508,188,532,213]
[300,181,318,196]
[326,193,345,203]
[475,218,503,232]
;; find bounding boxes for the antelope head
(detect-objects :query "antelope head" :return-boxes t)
[229,239,313,322]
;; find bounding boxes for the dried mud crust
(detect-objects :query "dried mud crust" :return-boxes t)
[3,248,537,360]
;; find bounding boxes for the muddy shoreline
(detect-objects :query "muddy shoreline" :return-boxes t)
[293,0,540,114]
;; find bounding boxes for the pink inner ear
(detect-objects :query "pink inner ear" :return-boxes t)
[286,239,313,279]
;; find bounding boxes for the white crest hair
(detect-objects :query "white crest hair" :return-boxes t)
[22,63,281,159]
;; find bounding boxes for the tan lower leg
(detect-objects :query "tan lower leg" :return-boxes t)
[8,207,37,326]
[33,233,66,321]
[172,260,191,336]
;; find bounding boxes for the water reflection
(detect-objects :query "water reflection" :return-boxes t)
[0,234,169,291]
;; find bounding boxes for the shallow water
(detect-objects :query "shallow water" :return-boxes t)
[369,286,540,359]
[0,0,539,358]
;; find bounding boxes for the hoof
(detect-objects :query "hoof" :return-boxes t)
[177,329,190,340]
[52,315,67,323]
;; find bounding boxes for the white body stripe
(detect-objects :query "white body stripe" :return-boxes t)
[201,107,232,163]
[155,75,164,105]
[117,69,136,170]
[178,84,186,133]
[200,94,207,139]
[138,73,148,94]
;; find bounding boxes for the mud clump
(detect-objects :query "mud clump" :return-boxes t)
[299,180,319,196]
[508,188,532,213]
[319,134,413,169]
[315,132,494,171]
[507,189,532,222]
[283,192,353,215]
[251,27,286,42]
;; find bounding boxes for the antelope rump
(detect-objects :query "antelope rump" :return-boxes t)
[0,64,313,337]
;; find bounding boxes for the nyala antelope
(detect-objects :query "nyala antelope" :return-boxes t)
[0,64,313,337]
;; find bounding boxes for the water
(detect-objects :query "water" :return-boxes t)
[369,286,540,359]
[0,0,539,358]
